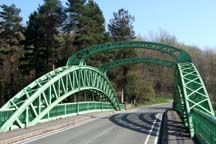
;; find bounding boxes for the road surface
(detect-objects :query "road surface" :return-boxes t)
[16,103,171,144]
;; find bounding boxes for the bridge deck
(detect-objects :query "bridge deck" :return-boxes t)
[167,110,195,144]
[0,107,197,144]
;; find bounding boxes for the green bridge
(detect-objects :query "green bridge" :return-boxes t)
[0,41,215,144]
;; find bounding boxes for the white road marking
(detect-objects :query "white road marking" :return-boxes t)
[154,113,162,144]
[143,113,161,144]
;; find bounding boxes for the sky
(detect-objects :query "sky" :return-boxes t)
[1,0,216,49]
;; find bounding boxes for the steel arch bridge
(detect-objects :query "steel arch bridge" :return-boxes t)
[0,41,216,143]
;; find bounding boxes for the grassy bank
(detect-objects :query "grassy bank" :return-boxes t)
[140,96,170,106]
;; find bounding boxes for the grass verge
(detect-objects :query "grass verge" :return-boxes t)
[140,96,170,106]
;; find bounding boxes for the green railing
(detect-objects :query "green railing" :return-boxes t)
[0,102,125,128]
[42,101,120,120]
[192,108,216,144]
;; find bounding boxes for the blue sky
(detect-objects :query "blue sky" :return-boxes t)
[1,0,216,49]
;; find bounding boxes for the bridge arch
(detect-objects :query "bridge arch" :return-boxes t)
[0,66,119,132]
[66,41,191,66]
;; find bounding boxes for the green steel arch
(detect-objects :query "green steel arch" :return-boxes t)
[0,65,120,132]
[98,58,176,73]
[67,41,191,66]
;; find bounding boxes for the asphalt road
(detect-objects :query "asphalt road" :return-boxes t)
[18,103,171,144]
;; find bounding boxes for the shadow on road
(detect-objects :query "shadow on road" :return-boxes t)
[167,119,190,138]
[109,112,161,136]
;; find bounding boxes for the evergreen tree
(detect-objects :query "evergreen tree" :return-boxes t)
[108,8,136,101]
[0,4,24,104]
[38,0,66,69]
[85,0,108,44]
[108,8,135,41]
[65,0,110,51]
[20,11,39,76]
[21,0,66,78]
[85,0,112,65]
[64,0,86,33]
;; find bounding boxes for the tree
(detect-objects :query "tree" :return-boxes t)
[108,8,135,41]
[64,0,111,67]
[152,29,177,47]
[126,64,155,103]
[85,0,109,44]
[21,0,66,78]
[64,0,86,33]
[20,11,39,76]
[38,0,66,69]
[108,8,136,102]
[85,0,112,65]
[0,4,24,105]
[65,0,110,51]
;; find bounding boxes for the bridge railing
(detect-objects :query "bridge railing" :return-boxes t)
[0,102,125,129]
[192,108,216,144]
[41,101,119,122]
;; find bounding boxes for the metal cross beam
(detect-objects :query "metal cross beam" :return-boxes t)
[99,57,176,73]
